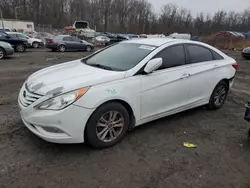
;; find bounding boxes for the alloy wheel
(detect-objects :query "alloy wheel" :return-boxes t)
[214,85,227,106]
[33,42,39,48]
[96,111,124,143]
[17,45,24,52]
[59,46,65,52]
[86,46,91,52]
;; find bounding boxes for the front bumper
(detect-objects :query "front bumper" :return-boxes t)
[242,52,250,58]
[5,47,14,55]
[18,89,95,143]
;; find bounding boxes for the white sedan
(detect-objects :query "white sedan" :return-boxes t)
[18,38,238,148]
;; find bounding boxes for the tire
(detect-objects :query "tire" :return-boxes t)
[58,45,66,52]
[15,44,26,52]
[208,81,229,109]
[86,45,92,52]
[32,42,39,48]
[0,48,6,59]
[85,102,130,148]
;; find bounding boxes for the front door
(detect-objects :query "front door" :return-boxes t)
[140,44,192,120]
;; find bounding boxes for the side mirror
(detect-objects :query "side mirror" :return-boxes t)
[80,40,83,43]
[144,58,163,74]
[5,35,10,39]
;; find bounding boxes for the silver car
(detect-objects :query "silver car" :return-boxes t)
[46,35,94,52]
[0,41,14,59]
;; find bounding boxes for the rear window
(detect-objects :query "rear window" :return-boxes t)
[75,22,88,29]
[187,44,213,63]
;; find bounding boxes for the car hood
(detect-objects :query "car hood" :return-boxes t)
[29,38,42,42]
[26,59,126,95]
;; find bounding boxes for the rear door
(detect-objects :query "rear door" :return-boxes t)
[140,44,192,120]
[72,37,86,50]
[185,44,224,104]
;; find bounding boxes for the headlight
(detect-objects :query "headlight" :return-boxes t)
[35,87,89,110]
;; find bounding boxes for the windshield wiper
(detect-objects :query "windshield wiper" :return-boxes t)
[88,64,113,70]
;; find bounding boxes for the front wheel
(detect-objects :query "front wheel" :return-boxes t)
[208,81,229,109]
[0,48,6,59]
[86,45,92,52]
[15,44,26,52]
[32,42,39,48]
[85,102,130,148]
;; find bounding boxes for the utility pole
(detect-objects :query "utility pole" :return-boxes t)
[0,7,4,30]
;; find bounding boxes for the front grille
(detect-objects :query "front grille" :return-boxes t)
[19,84,43,107]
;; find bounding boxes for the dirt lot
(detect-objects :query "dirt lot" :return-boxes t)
[0,49,250,188]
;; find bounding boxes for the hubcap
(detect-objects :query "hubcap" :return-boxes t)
[0,50,3,58]
[214,85,227,106]
[96,111,124,142]
[87,46,91,51]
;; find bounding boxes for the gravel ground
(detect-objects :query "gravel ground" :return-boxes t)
[0,49,250,188]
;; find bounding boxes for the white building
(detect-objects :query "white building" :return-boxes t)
[0,19,34,32]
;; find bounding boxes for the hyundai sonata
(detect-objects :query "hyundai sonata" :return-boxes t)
[18,38,238,148]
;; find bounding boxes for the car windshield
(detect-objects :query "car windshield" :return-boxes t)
[17,34,28,39]
[83,43,155,71]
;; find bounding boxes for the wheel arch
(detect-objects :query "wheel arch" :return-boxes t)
[84,99,136,140]
[219,78,230,89]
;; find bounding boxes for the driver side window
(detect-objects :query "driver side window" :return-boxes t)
[154,45,186,70]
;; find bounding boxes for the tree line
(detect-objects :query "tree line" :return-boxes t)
[1,0,250,35]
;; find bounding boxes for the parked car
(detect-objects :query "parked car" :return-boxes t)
[0,41,14,59]
[0,31,28,52]
[46,35,94,52]
[169,33,191,40]
[242,47,250,59]
[92,36,111,46]
[244,101,250,137]
[18,38,237,148]
[34,32,53,46]
[0,27,11,32]
[7,32,43,48]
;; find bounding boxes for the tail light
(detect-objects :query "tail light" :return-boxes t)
[49,39,54,44]
[232,63,238,71]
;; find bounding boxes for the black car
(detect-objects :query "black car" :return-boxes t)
[242,47,250,59]
[244,101,250,137]
[0,31,28,52]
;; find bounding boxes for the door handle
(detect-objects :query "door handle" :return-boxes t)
[180,73,190,79]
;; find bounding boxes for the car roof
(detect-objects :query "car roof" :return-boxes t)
[122,38,184,47]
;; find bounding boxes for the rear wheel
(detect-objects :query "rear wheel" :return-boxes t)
[58,45,66,52]
[0,48,6,59]
[208,81,229,109]
[85,102,130,148]
[15,44,25,52]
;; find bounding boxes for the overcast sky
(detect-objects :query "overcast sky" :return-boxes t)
[149,0,249,16]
